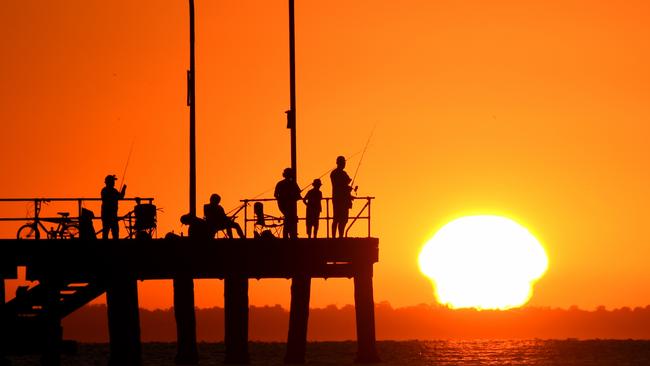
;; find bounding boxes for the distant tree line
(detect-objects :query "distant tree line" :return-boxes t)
[63,303,650,342]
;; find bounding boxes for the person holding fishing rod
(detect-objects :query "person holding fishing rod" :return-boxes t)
[330,156,354,238]
[275,167,301,239]
[101,174,126,240]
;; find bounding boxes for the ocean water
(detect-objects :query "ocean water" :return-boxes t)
[7,340,650,365]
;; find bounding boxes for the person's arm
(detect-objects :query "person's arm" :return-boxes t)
[119,185,127,199]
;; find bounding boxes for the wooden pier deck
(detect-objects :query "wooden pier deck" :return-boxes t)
[0,237,380,365]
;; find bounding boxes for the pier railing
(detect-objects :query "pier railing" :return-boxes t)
[239,196,374,238]
[0,197,154,239]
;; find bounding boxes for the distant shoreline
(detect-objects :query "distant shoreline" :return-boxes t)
[63,303,650,342]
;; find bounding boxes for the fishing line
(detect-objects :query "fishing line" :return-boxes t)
[225,149,364,215]
[119,138,136,192]
[350,123,376,188]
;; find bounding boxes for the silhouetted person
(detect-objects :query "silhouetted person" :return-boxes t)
[303,178,322,238]
[274,167,301,238]
[204,193,244,239]
[79,208,97,240]
[101,174,126,240]
[180,213,211,239]
[330,156,353,238]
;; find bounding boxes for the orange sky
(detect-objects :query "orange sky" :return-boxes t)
[1,0,649,310]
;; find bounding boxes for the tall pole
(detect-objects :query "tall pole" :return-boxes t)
[288,0,297,177]
[173,2,200,365]
[285,2,312,364]
[188,0,197,216]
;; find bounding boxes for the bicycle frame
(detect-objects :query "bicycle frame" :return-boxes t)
[16,200,78,239]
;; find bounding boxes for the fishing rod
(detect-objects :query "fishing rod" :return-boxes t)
[119,138,136,193]
[350,124,376,189]
[298,149,364,193]
[225,149,365,215]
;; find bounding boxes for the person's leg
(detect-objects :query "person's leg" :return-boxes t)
[293,216,299,238]
[234,222,244,238]
[111,220,119,239]
[283,217,289,239]
[102,220,109,239]
[313,219,319,238]
[339,214,349,238]
[333,204,345,238]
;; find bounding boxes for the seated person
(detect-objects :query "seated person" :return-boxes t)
[203,193,245,238]
[180,213,211,239]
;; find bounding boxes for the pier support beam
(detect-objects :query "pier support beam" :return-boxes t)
[40,279,62,366]
[106,278,141,366]
[224,277,249,364]
[173,277,198,365]
[284,277,311,364]
[353,265,380,363]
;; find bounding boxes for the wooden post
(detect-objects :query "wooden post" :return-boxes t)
[173,277,198,365]
[106,278,141,366]
[224,277,249,364]
[284,277,311,364]
[40,279,62,366]
[353,264,380,363]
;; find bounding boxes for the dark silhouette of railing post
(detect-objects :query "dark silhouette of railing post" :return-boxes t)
[106,277,141,365]
[353,263,380,363]
[224,277,249,364]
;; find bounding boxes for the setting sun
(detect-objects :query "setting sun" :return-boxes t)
[419,216,548,310]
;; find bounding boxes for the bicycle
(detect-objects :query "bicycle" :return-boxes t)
[16,200,79,239]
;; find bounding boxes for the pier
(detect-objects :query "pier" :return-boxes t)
[0,235,379,365]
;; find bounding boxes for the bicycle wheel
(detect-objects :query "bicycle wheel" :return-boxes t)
[17,224,40,239]
[61,224,79,239]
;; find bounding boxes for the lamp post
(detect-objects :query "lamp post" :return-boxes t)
[288,0,297,177]
[188,0,197,216]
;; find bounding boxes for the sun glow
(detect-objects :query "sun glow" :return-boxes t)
[419,215,548,310]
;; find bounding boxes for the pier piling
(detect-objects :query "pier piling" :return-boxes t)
[224,277,249,364]
[173,277,198,365]
[106,277,141,366]
[285,277,311,363]
[353,264,380,363]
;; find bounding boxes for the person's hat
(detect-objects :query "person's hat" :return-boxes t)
[105,174,117,183]
[312,179,322,187]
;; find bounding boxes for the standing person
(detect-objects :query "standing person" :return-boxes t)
[330,156,353,238]
[101,174,126,239]
[203,193,245,239]
[274,168,301,238]
[303,179,322,238]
